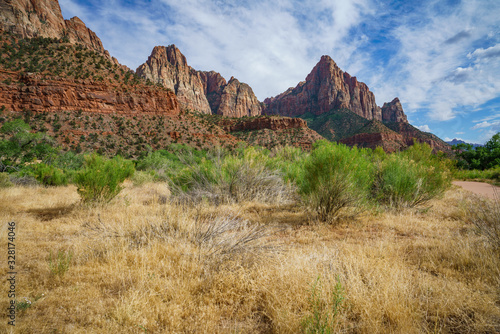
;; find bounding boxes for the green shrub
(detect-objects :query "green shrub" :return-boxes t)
[0,172,12,188]
[74,154,134,203]
[373,142,451,208]
[298,141,373,222]
[22,162,67,186]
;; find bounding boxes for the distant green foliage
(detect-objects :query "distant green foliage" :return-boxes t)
[298,140,374,221]
[453,133,500,170]
[74,154,134,203]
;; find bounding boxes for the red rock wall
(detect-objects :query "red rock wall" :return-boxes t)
[137,45,262,117]
[0,70,180,115]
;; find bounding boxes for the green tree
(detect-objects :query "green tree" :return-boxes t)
[0,119,57,172]
[453,133,500,170]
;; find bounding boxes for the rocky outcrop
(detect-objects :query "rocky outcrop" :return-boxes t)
[216,77,261,118]
[382,98,407,123]
[217,115,308,132]
[340,121,452,154]
[136,45,213,114]
[199,70,226,113]
[0,0,108,55]
[264,55,406,124]
[0,70,179,115]
[386,122,452,154]
[137,45,262,117]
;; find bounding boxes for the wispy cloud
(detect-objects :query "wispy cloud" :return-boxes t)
[416,125,431,132]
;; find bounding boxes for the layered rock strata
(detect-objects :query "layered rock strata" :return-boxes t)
[137,45,262,117]
[0,70,179,115]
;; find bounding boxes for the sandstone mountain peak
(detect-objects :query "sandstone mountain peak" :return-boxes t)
[264,55,402,123]
[137,45,262,117]
[0,0,109,56]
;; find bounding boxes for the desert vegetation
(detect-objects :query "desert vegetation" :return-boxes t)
[453,132,500,185]
[1,123,499,333]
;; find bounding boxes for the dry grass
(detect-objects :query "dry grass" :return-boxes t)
[1,183,499,333]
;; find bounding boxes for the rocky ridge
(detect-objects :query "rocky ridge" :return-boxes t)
[0,69,180,115]
[263,55,404,123]
[136,45,262,117]
[0,0,120,64]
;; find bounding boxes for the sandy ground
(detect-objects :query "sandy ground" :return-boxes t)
[452,181,500,199]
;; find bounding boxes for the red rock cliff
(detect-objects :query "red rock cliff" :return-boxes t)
[0,0,108,55]
[0,70,180,115]
[264,55,407,124]
[136,45,213,114]
[137,45,262,117]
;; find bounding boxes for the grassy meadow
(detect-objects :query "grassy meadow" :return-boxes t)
[1,150,500,333]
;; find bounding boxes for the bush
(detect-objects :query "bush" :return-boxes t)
[0,172,13,188]
[171,147,294,205]
[74,154,134,203]
[298,141,373,221]
[373,142,451,208]
[22,162,68,186]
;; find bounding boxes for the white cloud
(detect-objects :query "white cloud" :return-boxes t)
[468,43,500,61]
[58,0,500,145]
[416,124,431,132]
[472,120,500,130]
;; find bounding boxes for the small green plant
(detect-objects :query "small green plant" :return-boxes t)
[74,153,134,203]
[16,297,32,311]
[48,250,73,277]
[301,275,344,334]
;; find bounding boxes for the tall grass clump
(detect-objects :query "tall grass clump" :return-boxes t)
[301,275,344,334]
[465,190,500,252]
[298,140,373,222]
[0,172,13,188]
[171,146,294,205]
[74,153,134,204]
[373,142,451,208]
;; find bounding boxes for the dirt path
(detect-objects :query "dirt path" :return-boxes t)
[452,181,500,199]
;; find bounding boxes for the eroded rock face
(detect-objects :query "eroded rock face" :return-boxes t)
[0,0,107,54]
[136,45,212,114]
[216,77,261,118]
[0,70,179,115]
[137,45,262,117]
[264,55,407,124]
[382,98,407,123]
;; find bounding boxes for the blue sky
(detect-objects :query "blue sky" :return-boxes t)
[59,0,500,144]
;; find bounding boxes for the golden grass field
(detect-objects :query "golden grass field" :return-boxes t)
[1,182,499,333]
